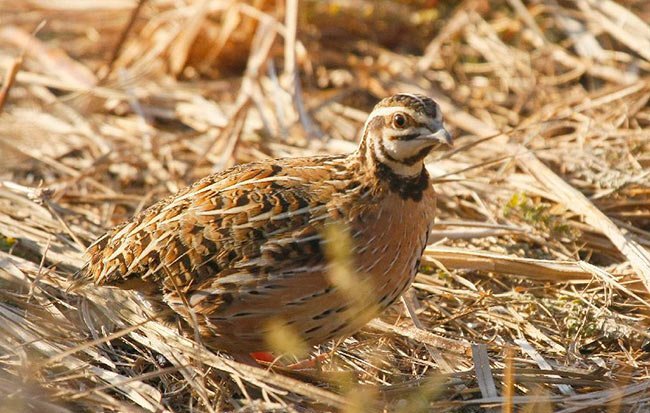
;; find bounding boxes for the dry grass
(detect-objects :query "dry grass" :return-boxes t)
[1,0,649,411]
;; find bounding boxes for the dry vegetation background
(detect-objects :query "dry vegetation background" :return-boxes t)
[1,0,650,412]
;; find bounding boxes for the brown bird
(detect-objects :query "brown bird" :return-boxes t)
[76,93,452,356]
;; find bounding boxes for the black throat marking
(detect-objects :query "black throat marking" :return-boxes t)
[359,111,432,201]
[373,161,430,201]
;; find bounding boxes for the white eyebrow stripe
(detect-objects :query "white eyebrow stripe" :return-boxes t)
[367,107,433,129]
[367,106,418,119]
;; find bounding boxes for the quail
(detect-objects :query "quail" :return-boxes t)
[76,93,452,355]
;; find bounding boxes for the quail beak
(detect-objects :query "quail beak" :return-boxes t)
[420,127,453,148]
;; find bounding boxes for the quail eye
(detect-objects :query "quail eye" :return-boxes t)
[392,113,407,129]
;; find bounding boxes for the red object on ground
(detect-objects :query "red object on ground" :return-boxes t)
[249,352,275,363]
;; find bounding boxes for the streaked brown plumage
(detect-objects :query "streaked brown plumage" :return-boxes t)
[76,93,452,353]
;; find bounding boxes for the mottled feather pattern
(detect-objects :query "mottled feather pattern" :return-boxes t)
[79,94,450,353]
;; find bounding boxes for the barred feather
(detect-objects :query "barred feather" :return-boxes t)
[77,93,450,352]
